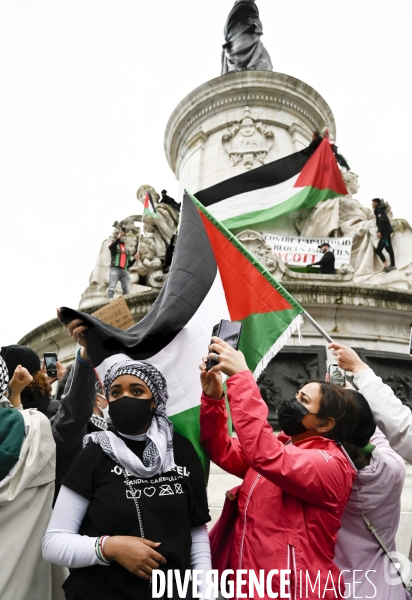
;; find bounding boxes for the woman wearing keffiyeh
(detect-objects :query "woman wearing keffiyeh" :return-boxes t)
[43,343,211,600]
[84,360,175,478]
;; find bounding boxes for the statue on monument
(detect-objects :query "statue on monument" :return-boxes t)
[136,185,180,261]
[298,171,412,289]
[221,0,273,74]
[80,184,179,307]
[233,168,412,291]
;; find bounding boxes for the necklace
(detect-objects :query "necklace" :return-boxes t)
[123,470,145,539]
[123,469,155,596]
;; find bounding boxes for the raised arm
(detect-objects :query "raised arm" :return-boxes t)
[52,350,96,444]
[330,342,412,464]
[52,312,97,497]
[204,338,354,507]
[200,393,249,479]
[199,354,249,479]
[226,370,353,505]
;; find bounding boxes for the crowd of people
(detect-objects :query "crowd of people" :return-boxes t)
[0,309,411,599]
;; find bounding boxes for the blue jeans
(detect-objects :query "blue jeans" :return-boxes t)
[107,267,131,299]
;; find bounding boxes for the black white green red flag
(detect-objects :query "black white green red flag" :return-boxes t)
[143,191,157,218]
[196,138,348,232]
[60,195,304,470]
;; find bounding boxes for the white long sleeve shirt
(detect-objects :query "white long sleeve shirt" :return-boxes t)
[354,368,412,464]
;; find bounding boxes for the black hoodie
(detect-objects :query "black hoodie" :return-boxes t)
[374,202,393,237]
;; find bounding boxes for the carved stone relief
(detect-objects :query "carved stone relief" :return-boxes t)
[222,107,274,170]
[236,230,285,280]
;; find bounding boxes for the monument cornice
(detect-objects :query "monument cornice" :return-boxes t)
[164,71,336,175]
[282,281,412,313]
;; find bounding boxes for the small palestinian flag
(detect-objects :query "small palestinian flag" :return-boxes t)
[143,191,157,218]
[196,138,347,232]
[60,195,304,470]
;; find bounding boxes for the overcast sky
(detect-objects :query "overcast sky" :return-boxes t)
[1,0,411,346]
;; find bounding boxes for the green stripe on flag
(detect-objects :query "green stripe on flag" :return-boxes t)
[169,405,209,480]
[239,309,302,372]
[221,186,341,232]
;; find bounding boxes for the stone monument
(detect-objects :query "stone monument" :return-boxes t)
[20,0,412,411]
[21,0,412,413]
[164,70,335,205]
[162,3,412,438]
[17,2,412,542]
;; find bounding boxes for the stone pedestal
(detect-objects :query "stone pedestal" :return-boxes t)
[165,71,336,200]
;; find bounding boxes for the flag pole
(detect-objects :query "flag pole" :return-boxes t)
[303,310,334,344]
[137,211,145,254]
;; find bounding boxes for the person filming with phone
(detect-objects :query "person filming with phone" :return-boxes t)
[0,345,60,419]
[199,335,364,599]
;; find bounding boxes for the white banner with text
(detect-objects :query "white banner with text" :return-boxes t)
[263,234,353,268]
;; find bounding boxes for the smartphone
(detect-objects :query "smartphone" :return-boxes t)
[328,363,346,387]
[205,319,243,371]
[44,352,58,378]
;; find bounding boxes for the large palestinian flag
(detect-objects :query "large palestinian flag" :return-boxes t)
[60,195,304,471]
[196,138,348,232]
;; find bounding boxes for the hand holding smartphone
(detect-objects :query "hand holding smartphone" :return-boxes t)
[328,363,346,387]
[43,352,58,378]
[205,319,243,371]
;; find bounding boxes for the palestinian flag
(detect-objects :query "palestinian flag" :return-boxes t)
[196,138,347,232]
[60,195,304,471]
[143,191,157,218]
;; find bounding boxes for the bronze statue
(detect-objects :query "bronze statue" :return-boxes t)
[221,0,273,74]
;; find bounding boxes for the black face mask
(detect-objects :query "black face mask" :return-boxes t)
[278,396,312,437]
[108,396,154,435]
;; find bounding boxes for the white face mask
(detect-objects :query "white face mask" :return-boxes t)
[101,405,111,422]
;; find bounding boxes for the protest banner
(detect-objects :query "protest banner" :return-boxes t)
[262,234,353,268]
[92,296,135,330]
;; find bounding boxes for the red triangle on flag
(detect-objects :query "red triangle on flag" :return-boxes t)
[294,138,348,195]
[198,212,293,321]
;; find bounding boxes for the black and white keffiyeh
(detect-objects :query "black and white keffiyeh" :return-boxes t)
[89,413,108,431]
[0,356,9,397]
[84,360,175,477]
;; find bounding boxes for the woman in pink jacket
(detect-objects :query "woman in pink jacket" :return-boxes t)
[200,338,361,600]
[335,390,410,599]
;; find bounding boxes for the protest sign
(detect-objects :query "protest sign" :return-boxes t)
[262,234,352,268]
[92,296,135,330]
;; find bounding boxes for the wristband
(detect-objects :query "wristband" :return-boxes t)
[95,535,111,565]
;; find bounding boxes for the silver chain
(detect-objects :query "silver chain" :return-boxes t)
[124,470,145,539]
